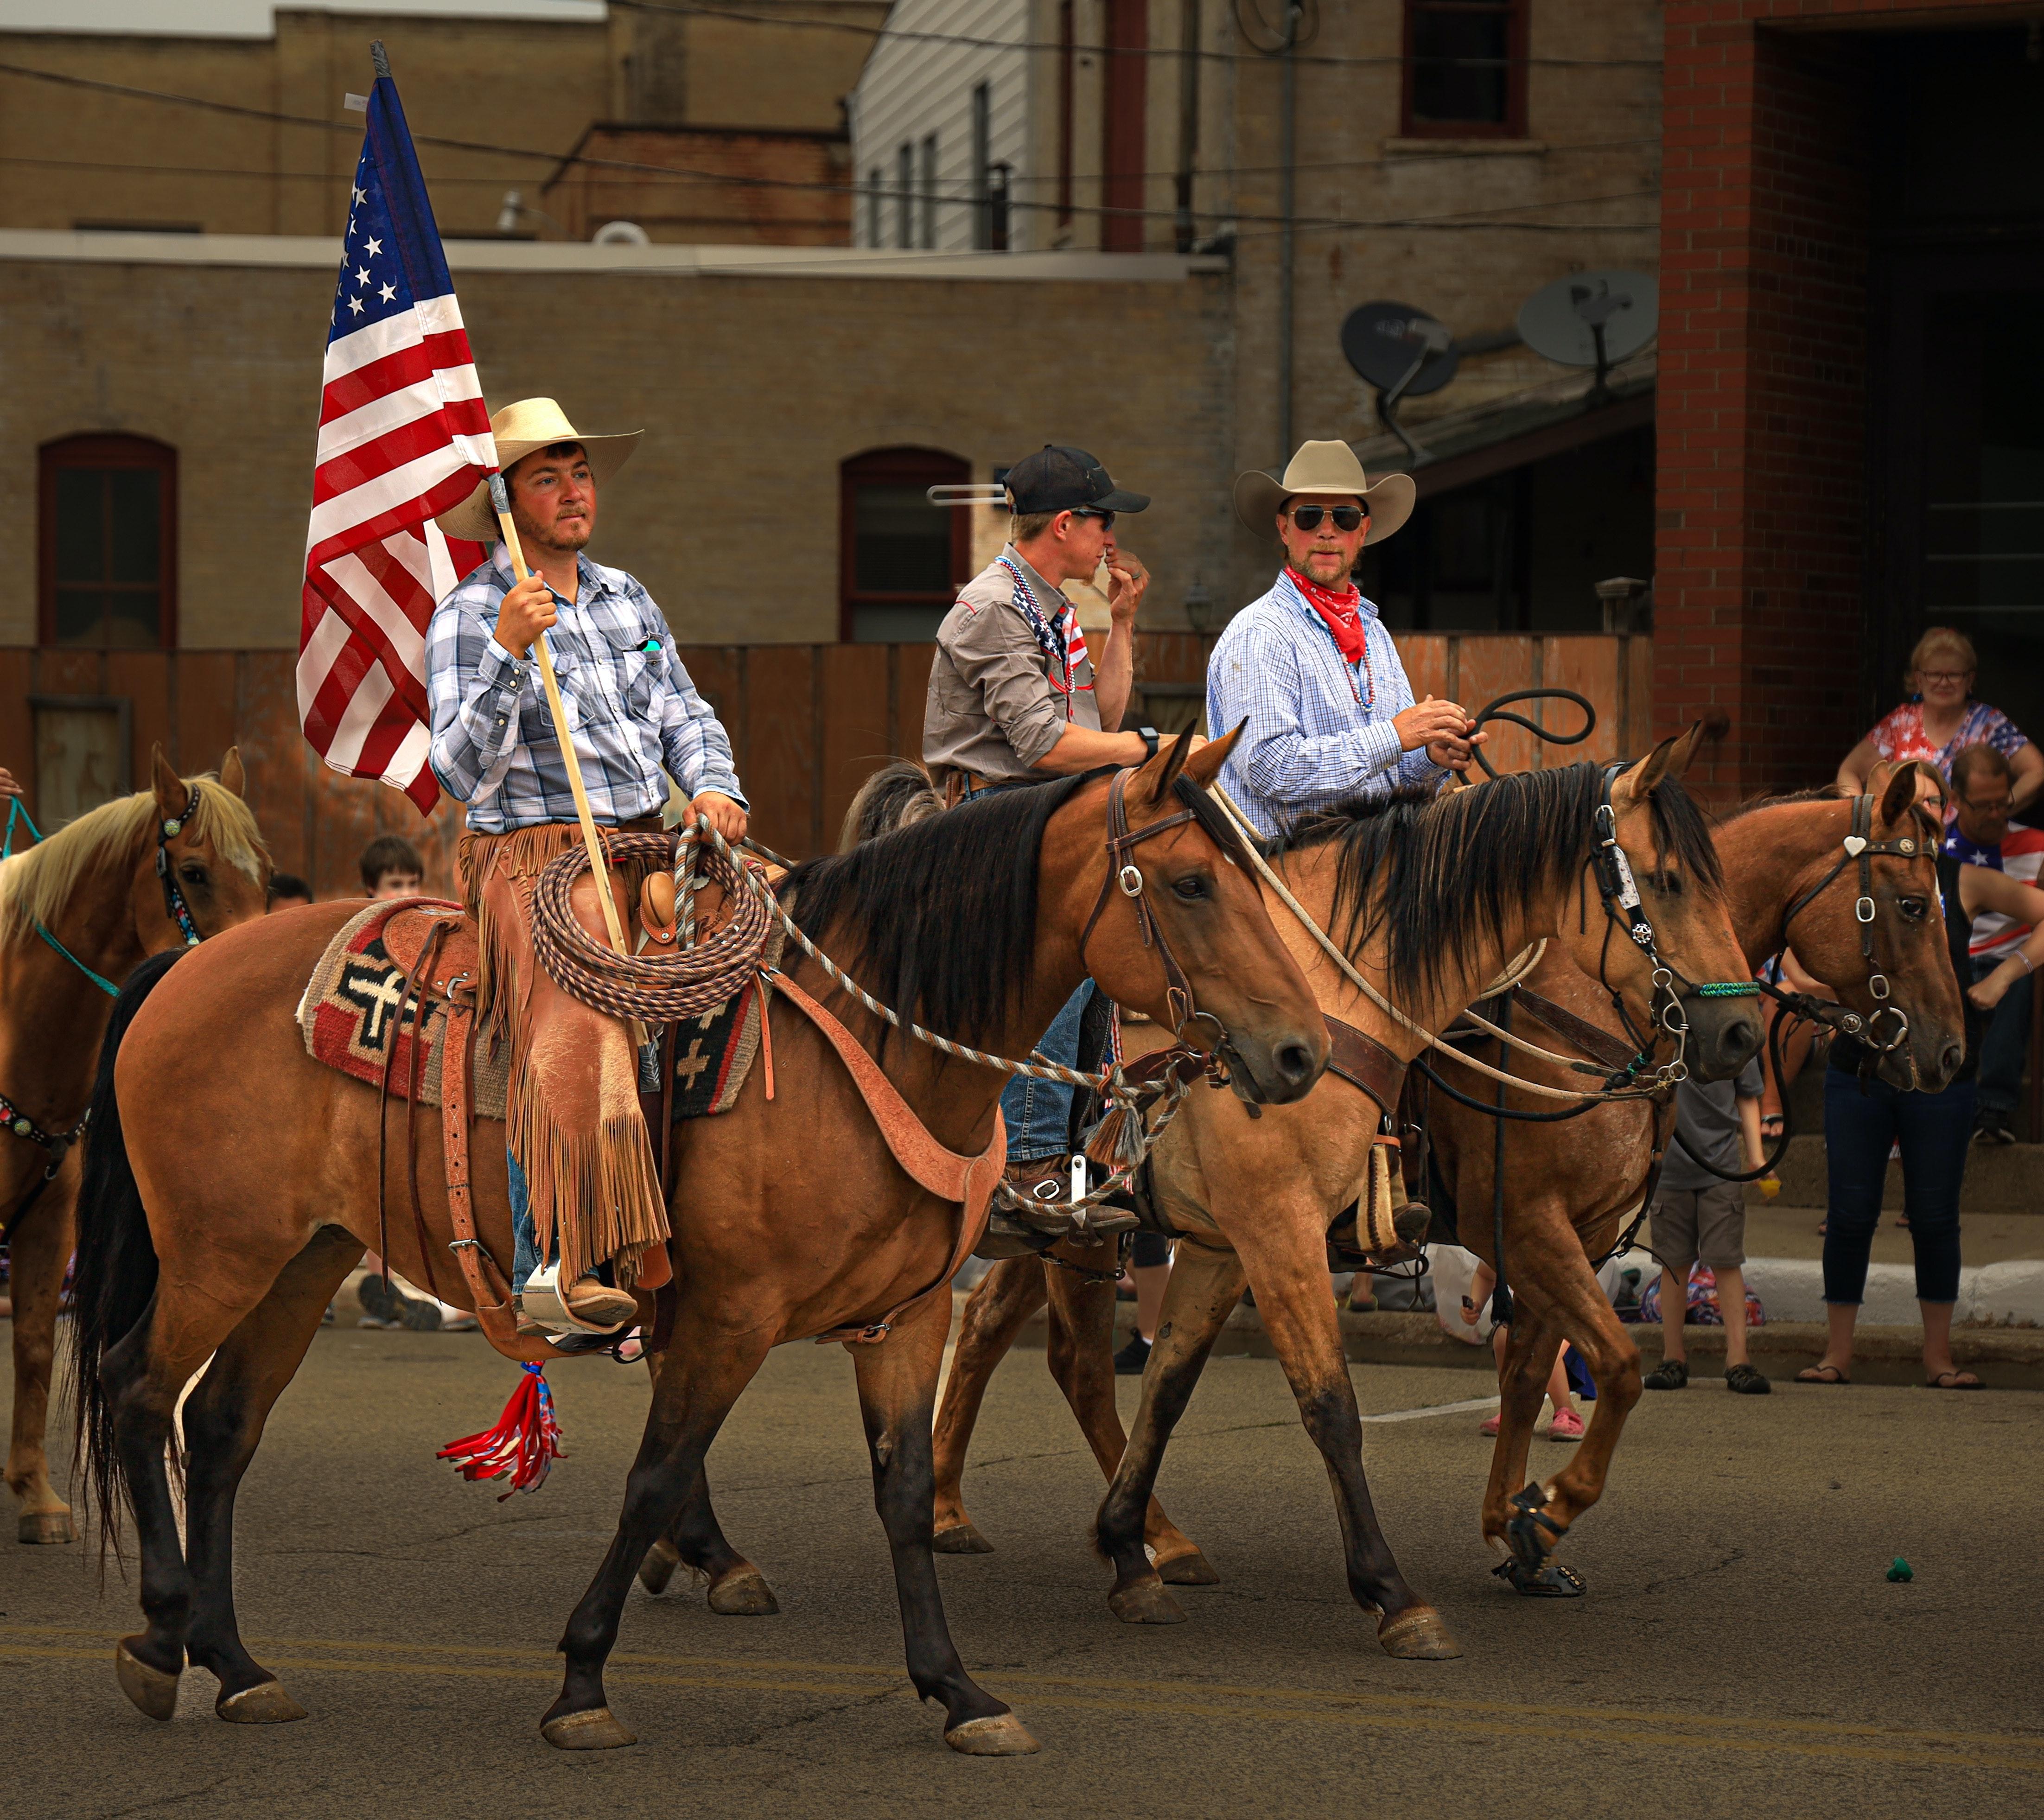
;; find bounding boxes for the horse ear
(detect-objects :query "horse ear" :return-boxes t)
[150,745,185,824]
[1179,720,1243,790]
[1131,726,1195,809]
[1879,757,1936,832]
[219,746,246,798]
[1611,727,1679,812]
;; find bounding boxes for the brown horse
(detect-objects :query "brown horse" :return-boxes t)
[895,734,1763,1650]
[0,750,267,1546]
[70,734,1329,1752]
[1425,758,1963,1590]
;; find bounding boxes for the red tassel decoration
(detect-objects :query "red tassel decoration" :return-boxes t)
[437,1362,566,1501]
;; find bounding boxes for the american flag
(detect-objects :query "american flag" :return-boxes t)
[298,62,496,814]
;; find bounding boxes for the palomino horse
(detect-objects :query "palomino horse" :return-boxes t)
[71,735,1328,1752]
[1425,758,1963,1591]
[0,750,267,1545]
[752,732,1762,1652]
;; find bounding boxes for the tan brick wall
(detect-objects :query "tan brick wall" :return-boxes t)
[0,251,1232,649]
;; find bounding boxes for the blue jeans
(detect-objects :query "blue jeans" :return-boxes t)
[1973,955,2032,1120]
[1002,981,1093,1162]
[1821,1069,1974,1306]
[509,1150,543,1294]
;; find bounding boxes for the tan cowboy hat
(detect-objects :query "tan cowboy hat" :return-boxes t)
[435,397,642,543]
[1233,439,1414,545]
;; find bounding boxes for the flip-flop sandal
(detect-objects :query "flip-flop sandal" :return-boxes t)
[1796,1364,1851,1385]
[1493,1557,1585,1598]
[1925,1369,1985,1390]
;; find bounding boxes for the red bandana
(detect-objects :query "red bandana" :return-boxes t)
[1288,567,1368,664]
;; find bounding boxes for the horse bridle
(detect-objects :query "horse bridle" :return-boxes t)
[1076,767,1245,1081]
[1772,792,1924,1073]
[1586,763,1757,1089]
[155,783,205,948]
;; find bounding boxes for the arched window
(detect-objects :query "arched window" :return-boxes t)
[839,447,970,642]
[38,434,178,648]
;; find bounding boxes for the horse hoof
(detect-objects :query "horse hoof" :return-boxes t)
[1108,1578,1186,1625]
[1377,1605,1463,1661]
[707,1566,779,1616]
[115,1638,180,1721]
[541,1707,637,1750]
[944,1712,1042,1756]
[932,1523,995,1555]
[1155,1548,1220,1586]
[18,1509,76,1545]
[637,1540,681,1595]
[217,1680,308,1724]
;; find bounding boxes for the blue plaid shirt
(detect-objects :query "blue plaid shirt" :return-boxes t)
[1206,569,1445,838]
[427,545,745,834]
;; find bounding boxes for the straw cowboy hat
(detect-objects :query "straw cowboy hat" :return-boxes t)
[1233,440,1415,545]
[436,397,642,543]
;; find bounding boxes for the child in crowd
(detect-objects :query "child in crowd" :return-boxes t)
[1463,1260,1584,1442]
[359,834,425,899]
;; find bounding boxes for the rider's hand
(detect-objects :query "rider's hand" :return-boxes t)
[494,573,558,660]
[1394,695,1472,757]
[692,791,748,846]
[1426,726,1487,773]
[1105,549,1149,623]
[0,767,20,801]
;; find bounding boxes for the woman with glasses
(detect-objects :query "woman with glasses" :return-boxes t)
[1835,626,2040,816]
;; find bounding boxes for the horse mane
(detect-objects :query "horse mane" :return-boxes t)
[837,758,945,852]
[787,770,1103,1049]
[1289,760,1723,1003]
[0,777,267,943]
[1723,783,1852,820]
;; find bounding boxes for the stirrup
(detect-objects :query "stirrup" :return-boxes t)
[520,1262,632,1336]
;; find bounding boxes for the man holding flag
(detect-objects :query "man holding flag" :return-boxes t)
[297,50,746,1333]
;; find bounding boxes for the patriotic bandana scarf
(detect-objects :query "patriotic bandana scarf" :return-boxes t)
[1000,555,1091,717]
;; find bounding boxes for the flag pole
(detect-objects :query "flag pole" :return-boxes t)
[488,474,633,963]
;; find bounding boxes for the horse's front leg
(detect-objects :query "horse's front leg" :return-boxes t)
[6,1159,78,1545]
[1093,1238,1245,1624]
[544,1314,773,1750]
[852,1291,1039,1755]
[637,1461,779,1614]
[930,1254,1047,1553]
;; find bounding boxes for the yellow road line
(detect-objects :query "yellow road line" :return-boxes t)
[5,1638,2039,1771]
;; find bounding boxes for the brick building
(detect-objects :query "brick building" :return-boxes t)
[1657,2,2044,801]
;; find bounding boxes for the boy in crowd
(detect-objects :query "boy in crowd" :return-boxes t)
[360,834,425,900]
[267,873,313,910]
[1643,1058,1770,1394]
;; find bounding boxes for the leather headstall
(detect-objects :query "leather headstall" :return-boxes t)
[154,783,204,947]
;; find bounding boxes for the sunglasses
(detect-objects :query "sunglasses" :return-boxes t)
[1071,508,1116,530]
[1289,504,1366,532]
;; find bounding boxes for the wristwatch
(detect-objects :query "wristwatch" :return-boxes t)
[1137,726,1160,760]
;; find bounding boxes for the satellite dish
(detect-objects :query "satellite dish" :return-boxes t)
[592,220,651,247]
[1516,271,1657,398]
[1340,301,1457,462]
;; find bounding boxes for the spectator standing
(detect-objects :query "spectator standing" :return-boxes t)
[1942,744,2044,1145]
[1114,1234,1173,1375]
[1803,847,2044,1388]
[1835,627,2040,814]
[1461,1261,1584,1441]
[360,834,425,899]
[1643,1061,1771,1394]
[267,872,313,910]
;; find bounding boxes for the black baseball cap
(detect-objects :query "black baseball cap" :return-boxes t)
[1004,445,1150,515]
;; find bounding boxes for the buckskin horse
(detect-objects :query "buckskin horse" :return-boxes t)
[70,733,1327,1753]
[1422,757,1963,1594]
[672,730,1764,1655]
[0,750,268,1546]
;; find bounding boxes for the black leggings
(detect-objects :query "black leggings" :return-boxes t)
[1821,1070,1973,1306]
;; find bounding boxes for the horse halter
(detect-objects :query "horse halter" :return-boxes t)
[155,783,205,948]
[1077,767,1240,1075]
[1777,792,1921,1066]
[1586,763,1755,1088]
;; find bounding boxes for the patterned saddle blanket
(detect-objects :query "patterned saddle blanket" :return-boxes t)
[297,898,775,1120]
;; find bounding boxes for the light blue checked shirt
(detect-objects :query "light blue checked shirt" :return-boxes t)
[427,545,745,834]
[1206,568,1445,839]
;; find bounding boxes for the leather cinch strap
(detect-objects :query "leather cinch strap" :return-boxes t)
[1505,987,1641,1076]
[765,968,1007,1346]
[1322,1013,1406,1116]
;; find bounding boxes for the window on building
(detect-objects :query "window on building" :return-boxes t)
[896,142,915,248]
[840,447,970,642]
[1102,0,1149,250]
[1402,0,1528,138]
[971,82,993,250]
[38,434,177,649]
[865,167,881,247]
[919,134,938,248]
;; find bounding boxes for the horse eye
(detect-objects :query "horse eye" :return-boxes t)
[1898,897,1927,921]
[180,864,210,888]
[1172,874,1210,901]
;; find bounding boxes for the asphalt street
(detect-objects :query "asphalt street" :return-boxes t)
[5,1316,2040,1820]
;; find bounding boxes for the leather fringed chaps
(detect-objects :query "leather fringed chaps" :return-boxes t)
[459,823,668,1289]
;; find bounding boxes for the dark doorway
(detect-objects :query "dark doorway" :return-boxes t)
[839,447,970,642]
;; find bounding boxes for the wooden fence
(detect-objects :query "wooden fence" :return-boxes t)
[0,633,1653,901]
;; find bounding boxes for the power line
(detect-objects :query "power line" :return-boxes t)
[0,59,1659,239]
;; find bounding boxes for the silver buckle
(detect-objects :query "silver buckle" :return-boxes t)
[1856,896,1876,923]
[1118,864,1144,897]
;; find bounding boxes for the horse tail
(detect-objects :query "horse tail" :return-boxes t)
[838,758,945,850]
[69,947,185,1555]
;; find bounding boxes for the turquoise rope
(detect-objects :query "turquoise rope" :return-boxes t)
[1694,981,1761,998]
[35,922,120,998]
[1,795,40,859]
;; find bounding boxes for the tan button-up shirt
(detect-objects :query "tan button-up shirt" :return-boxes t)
[923,547,1102,785]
